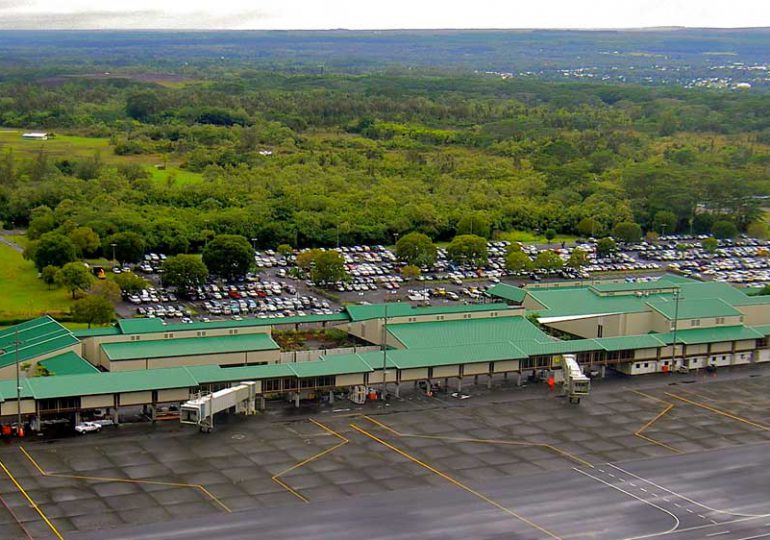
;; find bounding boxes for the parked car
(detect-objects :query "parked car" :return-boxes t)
[74,421,102,434]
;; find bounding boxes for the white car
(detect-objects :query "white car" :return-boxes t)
[74,422,102,434]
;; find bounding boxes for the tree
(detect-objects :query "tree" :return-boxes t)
[505,250,533,273]
[277,244,293,256]
[126,91,162,121]
[296,249,321,273]
[544,229,556,243]
[31,233,77,272]
[747,221,769,240]
[69,226,101,258]
[596,237,617,258]
[711,220,738,239]
[576,217,602,238]
[447,234,488,266]
[652,210,678,235]
[104,232,145,263]
[89,279,122,303]
[202,234,253,279]
[114,272,147,293]
[55,262,94,298]
[40,265,59,289]
[162,255,209,291]
[401,265,421,281]
[395,232,437,268]
[311,250,347,286]
[702,237,719,254]
[72,294,114,328]
[456,214,491,239]
[534,250,564,271]
[612,222,642,243]
[566,249,590,268]
[645,231,660,243]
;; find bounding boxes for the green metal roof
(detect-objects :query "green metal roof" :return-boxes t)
[646,298,742,320]
[186,363,296,384]
[590,281,679,294]
[289,355,373,377]
[0,316,79,368]
[655,325,764,345]
[346,302,515,322]
[116,313,350,335]
[595,334,666,351]
[487,283,528,303]
[515,339,601,356]
[387,316,548,349]
[71,326,122,338]
[527,277,770,319]
[348,342,527,371]
[101,333,279,361]
[752,325,770,336]
[38,351,99,376]
[23,367,199,399]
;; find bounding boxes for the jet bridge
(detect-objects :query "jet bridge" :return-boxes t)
[560,354,590,404]
[180,381,258,432]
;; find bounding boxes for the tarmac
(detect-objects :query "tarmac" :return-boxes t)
[1,365,769,539]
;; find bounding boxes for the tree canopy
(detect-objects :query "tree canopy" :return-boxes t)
[395,232,437,268]
[447,234,488,266]
[202,234,253,279]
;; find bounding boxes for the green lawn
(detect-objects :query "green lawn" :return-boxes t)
[0,240,74,322]
[0,130,202,185]
[498,230,579,244]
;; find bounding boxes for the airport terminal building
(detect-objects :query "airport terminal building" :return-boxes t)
[1,275,769,425]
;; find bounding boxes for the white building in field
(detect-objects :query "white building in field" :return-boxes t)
[22,132,51,140]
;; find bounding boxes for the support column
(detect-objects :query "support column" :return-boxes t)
[504,372,508,381]
[394,383,400,398]
[516,372,521,387]
[600,365,606,378]
[473,375,478,385]
[457,377,463,392]
[74,412,82,425]
[294,392,300,408]
[112,408,120,425]
[487,375,493,389]
[259,396,266,411]
[328,390,335,405]
[148,404,156,422]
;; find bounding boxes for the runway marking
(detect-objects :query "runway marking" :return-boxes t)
[664,393,770,432]
[629,482,637,487]
[630,516,767,539]
[686,508,694,513]
[734,534,770,540]
[711,519,718,524]
[632,391,682,453]
[609,463,770,519]
[640,487,648,493]
[573,468,679,538]
[698,514,707,519]
[351,423,562,540]
[0,480,34,540]
[0,454,64,539]
[675,503,682,508]
[608,473,616,478]
[271,418,349,503]
[20,445,232,514]
[361,415,594,468]
[706,532,731,537]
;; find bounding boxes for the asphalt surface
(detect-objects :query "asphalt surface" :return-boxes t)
[70,442,770,540]
[2,366,770,540]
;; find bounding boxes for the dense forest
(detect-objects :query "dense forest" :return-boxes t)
[1,69,769,255]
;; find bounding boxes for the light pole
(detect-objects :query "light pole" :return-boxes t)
[671,289,681,371]
[110,243,117,264]
[250,237,258,252]
[381,302,389,398]
[15,328,21,432]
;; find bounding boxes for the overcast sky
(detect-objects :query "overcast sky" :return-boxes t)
[0,0,769,30]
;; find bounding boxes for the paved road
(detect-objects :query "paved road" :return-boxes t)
[0,235,23,253]
[71,441,770,540]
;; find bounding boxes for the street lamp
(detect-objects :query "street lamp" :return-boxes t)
[670,289,681,371]
[251,237,258,252]
[110,243,117,264]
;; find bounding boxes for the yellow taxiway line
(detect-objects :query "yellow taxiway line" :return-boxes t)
[20,446,231,513]
[351,422,562,540]
[664,392,770,432]
[271,418,349,503]
[362,415,593,468]
[0,455,64,540]
[631,390,682,453]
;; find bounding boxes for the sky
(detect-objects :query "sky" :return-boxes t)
[0,0,769,30]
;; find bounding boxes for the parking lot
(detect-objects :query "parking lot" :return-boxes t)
[2,365,770,539]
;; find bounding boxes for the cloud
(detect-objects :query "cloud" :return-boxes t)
[0,0,34,10]
[0,8,271,29]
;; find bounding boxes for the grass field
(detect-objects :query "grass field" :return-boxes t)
[0,240,74,322]
[498,230,579,244]
[0,130,203,185]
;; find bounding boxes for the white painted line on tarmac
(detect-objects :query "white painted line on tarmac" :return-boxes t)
[706,531,731,537]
